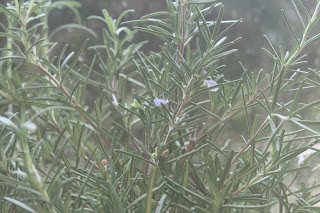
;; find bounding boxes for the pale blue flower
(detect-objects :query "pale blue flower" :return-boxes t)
[205,77,219,92]
[154,97,169,107]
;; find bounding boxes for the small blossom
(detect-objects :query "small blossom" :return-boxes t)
[205,77,219,92]
[154,97,169,107]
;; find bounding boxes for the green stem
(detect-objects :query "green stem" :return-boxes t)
[284,1,320,68]
[20,128,56,213]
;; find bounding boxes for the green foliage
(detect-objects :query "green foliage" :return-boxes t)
[1,0,320,212]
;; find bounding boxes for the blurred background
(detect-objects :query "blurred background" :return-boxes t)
[44,0,319,78]
[0,0,318,77]
[1,0,319,79]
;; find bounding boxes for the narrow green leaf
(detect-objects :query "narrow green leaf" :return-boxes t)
[140,11,171,19]
[0,81,21,101]
[102,9,116,36]
[271,68,285,111]
[57,44,68,71]
[19,72,52,84]
[49,24,97,40]
[189,101,221,120]
[94,101,102,131]
[171,203,196,212]
[278,146,309,164]
[112,122,151,156]
[27,0,49,17]
[222,203,275,209]
[61,38,89,84]
[116,9,135,28]
[164,176,208,202]
[289,81,304,114]
[167,144,208,163]
[282,10,300,48]
[134,27,179,41]
[291,0,306,28]
[0,32,20,40]
[212,5,224,41]
[219,151,234,188]
[234,153,270,181]
[266,166,310,176]
[114,149,156,166]
[263,119,284,154]
[106,180,126,213]
[264,35,280,60]
[145,166,157,213]
[126,182,166,210]
[0,56,25,61]
[181,160,190,195]
[241,85,251,136]
[3,197,35,213]
[0,116,18,132]
[22,92,41,140]
[195,5,211,42]
[87,15,106,23]
[289,118,319,135]
[149,79,183,101]
[155,194,168,213]
[293,99,320,116]
[0,5,22,24]
[295,0,311,20]
[42,57,59,75]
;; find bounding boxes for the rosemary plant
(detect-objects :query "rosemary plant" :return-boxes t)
[1,0,320,212]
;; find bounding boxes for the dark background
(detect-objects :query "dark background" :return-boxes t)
[45,0,320,78]
[1,0,319,76]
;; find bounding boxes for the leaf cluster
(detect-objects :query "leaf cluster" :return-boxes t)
[1,0,320,212]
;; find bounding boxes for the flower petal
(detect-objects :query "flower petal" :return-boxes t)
[205,79,219,92]
[154,97,169,107]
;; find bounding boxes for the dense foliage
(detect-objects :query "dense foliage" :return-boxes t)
[1,0,320,212]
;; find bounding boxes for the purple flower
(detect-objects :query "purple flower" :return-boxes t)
[154,97,169,107]
[205,77,219,92]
